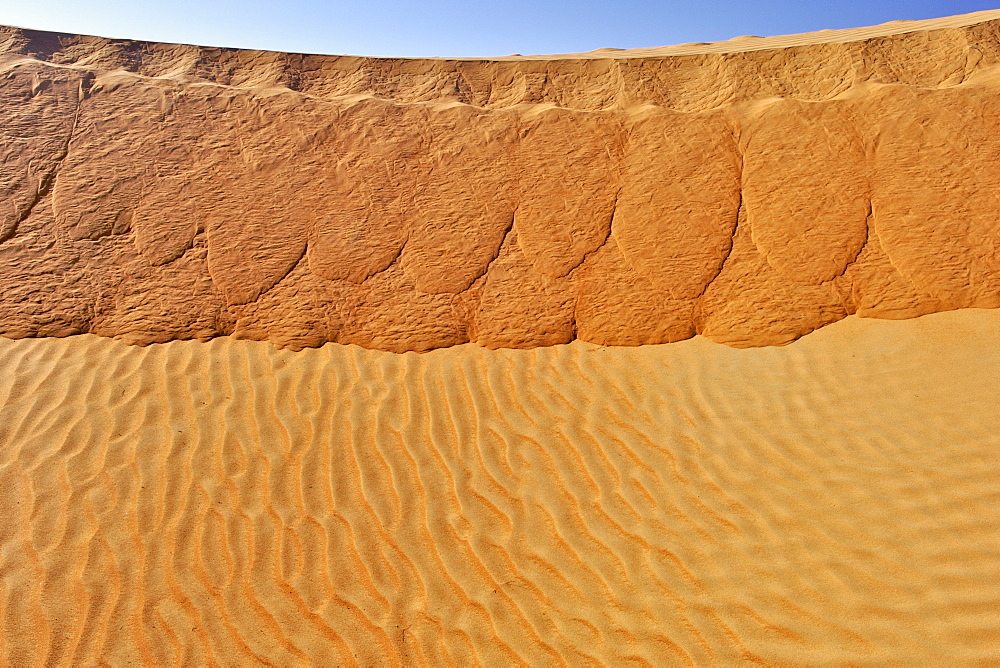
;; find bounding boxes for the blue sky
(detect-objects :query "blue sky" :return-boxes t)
[0,0,996,58]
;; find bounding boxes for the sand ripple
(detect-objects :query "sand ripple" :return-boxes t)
[0,309,999,664]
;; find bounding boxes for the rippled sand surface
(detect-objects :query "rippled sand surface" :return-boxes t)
[1,309,998,665]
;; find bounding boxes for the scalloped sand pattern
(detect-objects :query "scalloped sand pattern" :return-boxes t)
[1,11,1000,350]
[2,11,1000,665]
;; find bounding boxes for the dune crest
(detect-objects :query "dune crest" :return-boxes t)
[2,13,1000,350]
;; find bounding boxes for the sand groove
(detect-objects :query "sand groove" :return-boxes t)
[1,309,1000,664]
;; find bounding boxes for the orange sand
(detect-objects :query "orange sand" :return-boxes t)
[7,12,1000,351]
[1,308,998,664]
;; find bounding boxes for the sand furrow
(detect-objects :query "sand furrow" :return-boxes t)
[0,310,999,663]
[401,356,543,665]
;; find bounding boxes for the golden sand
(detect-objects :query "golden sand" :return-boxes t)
[1,308,998,664]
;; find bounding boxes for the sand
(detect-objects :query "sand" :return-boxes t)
[3,9,1000,664]
[1,308,998,664]
[6,12,1000,351]
[543,9,1000,59]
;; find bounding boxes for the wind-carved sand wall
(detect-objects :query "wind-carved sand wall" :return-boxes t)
[2,16,1000,351]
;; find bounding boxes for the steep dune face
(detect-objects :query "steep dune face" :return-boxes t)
[1,13,1000,351]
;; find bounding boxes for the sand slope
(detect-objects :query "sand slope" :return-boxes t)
[3,13,1000,350]
[1,308,999,664]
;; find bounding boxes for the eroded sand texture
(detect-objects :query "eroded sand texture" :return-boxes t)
[3,11,1000,665]
[1,310,999,664]
[2,12,1000,350]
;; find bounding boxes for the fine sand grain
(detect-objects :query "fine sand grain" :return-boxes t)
[0,308,998,664]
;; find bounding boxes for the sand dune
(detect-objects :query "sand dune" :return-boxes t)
[2,10,1000,665]
[1,308,999,664]
[4,14,1000,350]
[561,9,1000,58]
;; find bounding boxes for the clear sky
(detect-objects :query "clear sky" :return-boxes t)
[0,0,996,58]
